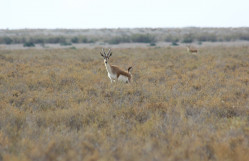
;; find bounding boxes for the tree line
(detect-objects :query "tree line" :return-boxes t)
[1,28,249,46]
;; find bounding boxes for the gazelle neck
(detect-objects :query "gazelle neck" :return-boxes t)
[187,47,190,52]
[104,61,112,74]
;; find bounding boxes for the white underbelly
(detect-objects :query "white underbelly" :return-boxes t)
[118,75,129,82]
[108,73,117,80]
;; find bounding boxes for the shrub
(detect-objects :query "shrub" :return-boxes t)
[71,37,79,43]
[69,46,77,50]
[3,37,13,44]
[107,36,130,44]
[197,34,217,42]
[182,34,194,43]
[150,42,156,46]
[239,34,249,41]
[131,34,155,43]
[171,41,179,46]
[0,47,248,161]
[47,36,67,44]
[81,37,88,43]
[23,42,35,47]
[81,37,96,43]
[33,38,45,44]
[166,36,179,46]
[107,37,122,44]
[60,42,72,46]
[165,35,179,43]
[85,38,96,43]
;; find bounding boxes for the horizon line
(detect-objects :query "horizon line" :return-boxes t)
[1,26,249,30]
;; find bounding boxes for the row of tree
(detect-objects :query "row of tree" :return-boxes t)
[1,33,249,45]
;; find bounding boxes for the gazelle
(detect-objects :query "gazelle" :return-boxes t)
[187,45,198,54]
[100,48,132,83]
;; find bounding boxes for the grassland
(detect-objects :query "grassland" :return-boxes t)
[0,46,248,161]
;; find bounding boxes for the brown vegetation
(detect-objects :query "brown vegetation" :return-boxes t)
[0,46,249,161]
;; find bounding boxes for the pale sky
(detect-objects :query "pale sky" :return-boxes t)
[1,0,249,29]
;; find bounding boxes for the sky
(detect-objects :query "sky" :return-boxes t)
[1,0,249,29]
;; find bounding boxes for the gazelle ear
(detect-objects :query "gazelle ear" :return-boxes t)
[100,52,104,57]
[109,52,112,57]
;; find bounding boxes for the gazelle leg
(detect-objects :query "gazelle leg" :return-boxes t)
[108,74,113,83]
[115,76,119,83]
[110,78,116,83]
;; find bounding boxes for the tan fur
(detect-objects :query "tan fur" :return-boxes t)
[187,46,198,53]
[110,65,132,82]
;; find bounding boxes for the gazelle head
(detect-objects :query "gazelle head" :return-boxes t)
[186,45,191,52]
[100,48,112,64]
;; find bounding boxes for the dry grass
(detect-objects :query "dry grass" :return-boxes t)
[0,46,249,161]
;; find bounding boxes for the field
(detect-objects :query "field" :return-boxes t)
[0,45,249,161]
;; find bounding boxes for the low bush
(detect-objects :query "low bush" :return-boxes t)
[60,42,72,46]
[107,36,130,44]
[0,46,248,160]
[131,34,155,43]
[23,42,35,47]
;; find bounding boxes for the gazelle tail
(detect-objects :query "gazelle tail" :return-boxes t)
[128,66,132,74]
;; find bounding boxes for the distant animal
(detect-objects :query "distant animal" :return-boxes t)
[187,45,198,54]
[100,48,132,83]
